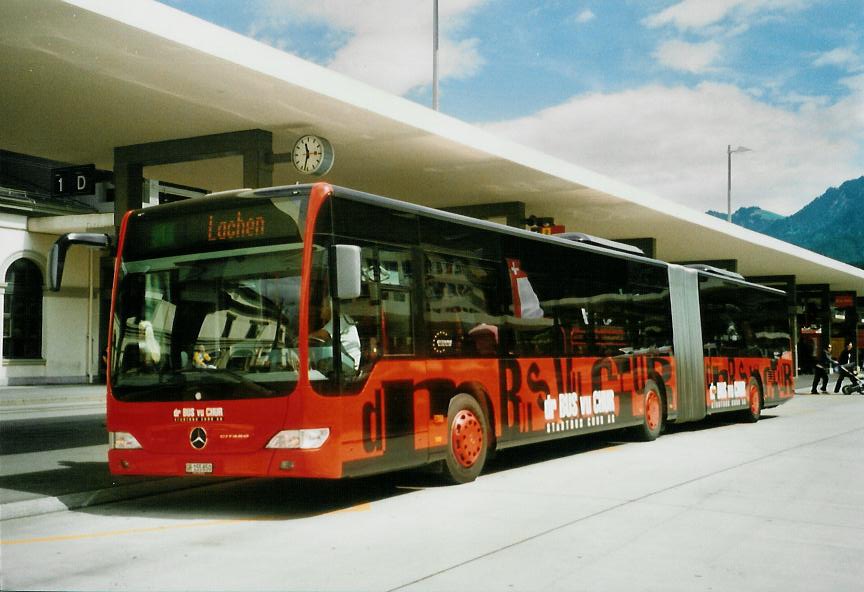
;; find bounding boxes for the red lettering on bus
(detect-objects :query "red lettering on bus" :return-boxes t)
[207,212,266,241]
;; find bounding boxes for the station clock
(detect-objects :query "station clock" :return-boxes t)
[292,134,335,176]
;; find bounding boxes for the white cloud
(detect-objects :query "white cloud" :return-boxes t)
[482,82,864,216]
[654,39,721,73]
[777,92,831,109]
[645,0,743,30]
[254,0,488,96]
[839,74,864,128]
[813,46,862,71]
[644,0,812,32]
[574,9,595,24]
[841,73,864,94]
[644,0,816,74]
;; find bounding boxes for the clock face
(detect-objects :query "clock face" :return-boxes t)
[292,135,334,176]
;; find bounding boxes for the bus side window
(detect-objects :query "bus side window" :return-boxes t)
[502,260,559,357]
[699,277,744,357]
[337,247,415,386]
[337,247,381,374]
[381,289,413,355]
[425,253,502,358]
[378,249,414,356]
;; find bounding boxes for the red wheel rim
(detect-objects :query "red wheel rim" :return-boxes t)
[749,384,760,415]
[451,409,484,468]
[646,391,660,432]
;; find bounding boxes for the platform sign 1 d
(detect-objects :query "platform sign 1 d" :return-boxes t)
[51,164,95,197]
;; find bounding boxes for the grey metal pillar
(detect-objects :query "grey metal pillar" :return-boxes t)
[112,129,273,232]
[112,160,143,229]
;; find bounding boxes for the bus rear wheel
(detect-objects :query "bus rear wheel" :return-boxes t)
[444,394,488,484]
[636,380,664,442]
[742,377,762,423]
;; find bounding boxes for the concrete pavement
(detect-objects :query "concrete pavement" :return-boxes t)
[0,374,859,522]
[0,383,233,520]
[0,383,105,421]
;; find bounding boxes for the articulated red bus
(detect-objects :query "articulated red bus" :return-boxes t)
[51,183,794,483]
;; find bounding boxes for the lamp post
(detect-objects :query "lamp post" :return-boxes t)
[727,144,752,222]
[432,0,439,111]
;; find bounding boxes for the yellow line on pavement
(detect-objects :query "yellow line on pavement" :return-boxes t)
[592,445,621,454]
[1,519,240,545]
[326,502,372,515]
[2,503,372,545]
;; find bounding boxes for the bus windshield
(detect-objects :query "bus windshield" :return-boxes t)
[110,195,310,402]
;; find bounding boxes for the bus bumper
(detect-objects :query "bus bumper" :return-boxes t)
[108,449,343,479]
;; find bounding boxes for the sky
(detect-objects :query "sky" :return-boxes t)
[161,0,864,216]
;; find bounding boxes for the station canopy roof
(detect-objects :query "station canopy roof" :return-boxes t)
[2,0,863,292]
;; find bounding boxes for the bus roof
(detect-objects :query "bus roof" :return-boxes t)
[205,183,785,296]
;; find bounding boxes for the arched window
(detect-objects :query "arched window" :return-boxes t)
[3,259,43,359]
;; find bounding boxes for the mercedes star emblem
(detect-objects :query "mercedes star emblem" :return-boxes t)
[190,427,208,450]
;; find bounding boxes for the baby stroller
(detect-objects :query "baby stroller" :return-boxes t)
[837,363,864,395]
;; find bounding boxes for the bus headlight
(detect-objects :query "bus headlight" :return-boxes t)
[110,432,142,449]
[266,428,330,450]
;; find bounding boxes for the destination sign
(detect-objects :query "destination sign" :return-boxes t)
[207,211,266,242]
[122,197,305,261]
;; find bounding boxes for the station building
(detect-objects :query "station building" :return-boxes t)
[1,0,862,385]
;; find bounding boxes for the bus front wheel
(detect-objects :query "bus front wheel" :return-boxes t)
[444,394,488,484]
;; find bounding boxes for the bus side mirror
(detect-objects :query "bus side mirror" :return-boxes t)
[334,244,362,300]
[49,233,112,292]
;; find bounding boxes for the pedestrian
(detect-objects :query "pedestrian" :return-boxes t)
[811,343,833,394]
[833,341,854,393]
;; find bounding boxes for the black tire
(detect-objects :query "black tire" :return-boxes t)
[842,385,854,395]
[741,377,762,423]
[443,394,488,484]
[635,380,664,442]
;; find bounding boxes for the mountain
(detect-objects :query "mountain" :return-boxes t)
[706,206,785,233]
[708,176,864,269]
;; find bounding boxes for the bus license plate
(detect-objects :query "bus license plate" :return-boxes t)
[185,462,213,474]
